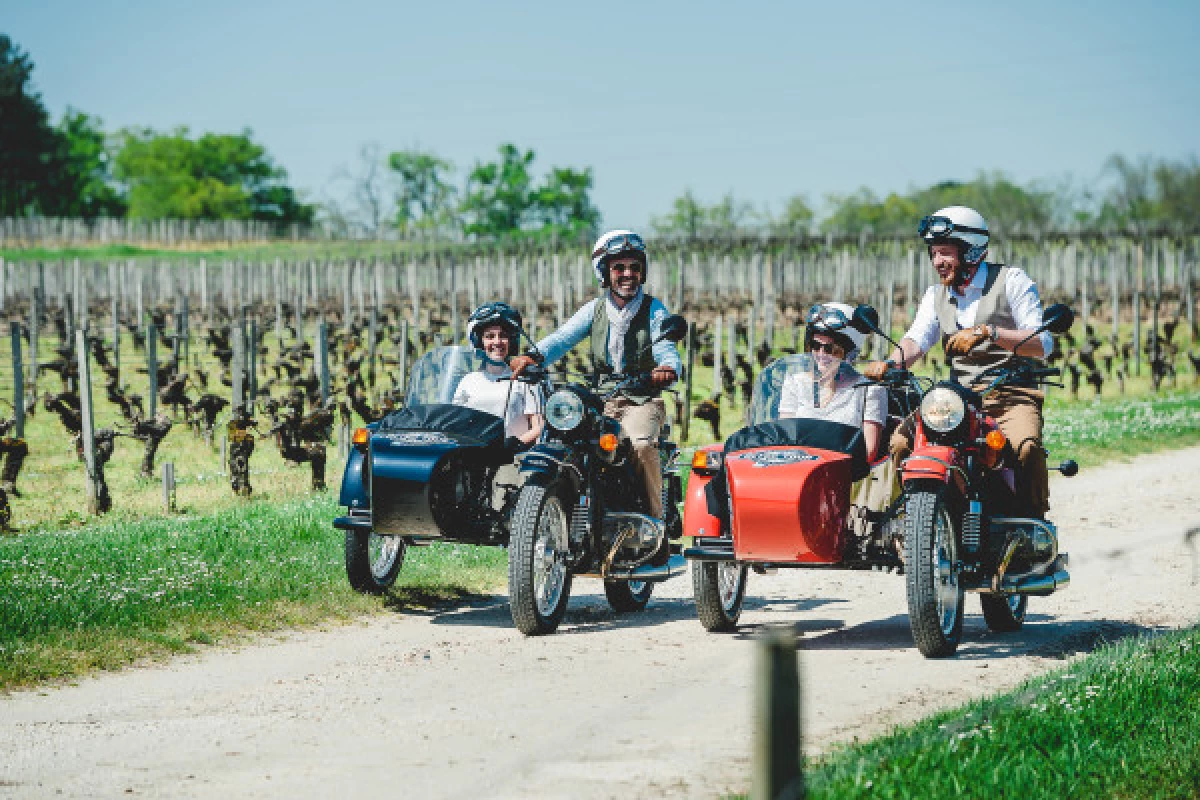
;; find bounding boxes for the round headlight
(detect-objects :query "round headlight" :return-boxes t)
[545,390,585,432]
[920,387,966,433]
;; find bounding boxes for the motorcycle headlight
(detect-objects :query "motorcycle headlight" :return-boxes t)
[920,387,966,434]
[545,390,585,432]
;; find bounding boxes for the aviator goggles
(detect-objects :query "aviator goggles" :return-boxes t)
[594,232,646,259]
[805,304,851,332]
[918,215,988,240]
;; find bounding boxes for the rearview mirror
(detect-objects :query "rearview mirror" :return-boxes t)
[658,315,688,343]
[851,304,881,334]
[1041,304,1074,335]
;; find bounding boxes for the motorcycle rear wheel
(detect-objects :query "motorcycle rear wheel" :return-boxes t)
[344,531,405,595]
[980,593,1027,632]
[604,579,654,612]
[905,488,965,657]
[693,561,748,632]
[508,484,573,635]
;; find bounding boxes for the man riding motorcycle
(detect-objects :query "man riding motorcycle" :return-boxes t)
[510,229,682,519]
[864,205,1054,518]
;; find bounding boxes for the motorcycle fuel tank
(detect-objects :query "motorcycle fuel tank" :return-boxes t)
[724,446,851,563]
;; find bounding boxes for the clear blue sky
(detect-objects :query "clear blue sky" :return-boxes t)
[9,0,1200,228]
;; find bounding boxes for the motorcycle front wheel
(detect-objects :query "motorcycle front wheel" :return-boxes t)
[604,579,654,612]
[508,483,573,635]
[344,531,405,595]
[692,561,748,632]
[905,488,965,657]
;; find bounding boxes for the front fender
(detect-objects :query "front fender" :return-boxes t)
[901,444,960,485]
[338,446,368,510]
[518,442,580,493]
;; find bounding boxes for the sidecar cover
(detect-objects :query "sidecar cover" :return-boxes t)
[377,403,505,447]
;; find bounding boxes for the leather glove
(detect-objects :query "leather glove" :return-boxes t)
[945,325,994,358]
[649,366,678,389]
[504,435,530,454]
[508,355,536,376]
[863,360,893,382]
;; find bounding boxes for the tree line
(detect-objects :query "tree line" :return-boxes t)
[2,33,1198,242]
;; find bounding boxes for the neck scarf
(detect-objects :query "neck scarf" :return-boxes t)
[606,288,644,371]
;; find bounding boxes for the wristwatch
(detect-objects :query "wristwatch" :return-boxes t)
[976,324,997,342]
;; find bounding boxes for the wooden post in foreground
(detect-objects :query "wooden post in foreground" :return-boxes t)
[11,323,24,439]
[76,329,100,515]
[753,628,803,800]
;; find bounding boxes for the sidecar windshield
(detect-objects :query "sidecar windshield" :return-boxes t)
[747,354,864,425]
[405,346,486,407]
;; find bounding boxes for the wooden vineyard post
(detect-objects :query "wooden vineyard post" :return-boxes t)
[318,319,330,406]
[713,314,724,399]
[1133,243,1143,377]
[29,286,41,399]
[232,322,245,411]
[76,329,100,515]
[367,306,378,388]
[10,323,24,439]
[397,319,410,398]
[682,323,696,443]
[147,323,158,419]
[753,628,803,800]
[110,290,120,387]
[248,320,258,405]
[162,462,176,512]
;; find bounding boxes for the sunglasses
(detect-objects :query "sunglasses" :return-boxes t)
[808,340,845,356]
[608,262,643,274]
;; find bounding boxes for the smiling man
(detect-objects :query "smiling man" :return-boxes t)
[509,229,682,520]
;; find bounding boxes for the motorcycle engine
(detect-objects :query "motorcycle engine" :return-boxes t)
[602,513,664,559]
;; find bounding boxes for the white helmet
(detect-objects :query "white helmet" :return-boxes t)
[590,229,647,287]
[919,205,989,266]
[804,302,866,362]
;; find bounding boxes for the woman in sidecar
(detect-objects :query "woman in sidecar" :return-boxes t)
[335,302,545,595]
[684,303,906,631]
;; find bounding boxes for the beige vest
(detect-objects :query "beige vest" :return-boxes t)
[934,264,1029,388]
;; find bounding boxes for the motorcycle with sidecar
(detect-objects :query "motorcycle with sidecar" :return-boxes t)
[335,345,537,594]
[683,303,1078,657]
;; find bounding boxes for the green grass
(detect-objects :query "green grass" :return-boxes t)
[1044,389,1200,466]
[798,625,1200,799]
[0,494,506,689]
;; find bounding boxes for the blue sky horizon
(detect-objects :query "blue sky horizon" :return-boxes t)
[9,0,1200,229]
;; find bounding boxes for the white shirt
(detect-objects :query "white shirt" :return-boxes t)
[778,367,888,428]
[903,263,1054,358]
[452,370,543,438]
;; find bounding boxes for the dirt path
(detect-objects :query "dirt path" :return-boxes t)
[3,447,1199,799]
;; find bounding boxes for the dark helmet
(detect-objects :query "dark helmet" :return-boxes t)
[467,301,523,351]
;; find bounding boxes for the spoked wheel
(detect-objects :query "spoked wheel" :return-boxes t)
[981,593,1028,632]
[905,489,965,657]
[508,484,573,635]
[604,579,654,612]
[344,531,405,595]
[692,561,748,632]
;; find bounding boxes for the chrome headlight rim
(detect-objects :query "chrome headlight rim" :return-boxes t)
[545,389,585,432]
[919,386,967,434]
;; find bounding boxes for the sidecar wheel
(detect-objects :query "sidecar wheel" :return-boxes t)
[980,593,1027,632]
[692,561,748,632]
[508,484,573,635]
[905,489,964,657]
[345,530,405,595]
[604,580,654,613]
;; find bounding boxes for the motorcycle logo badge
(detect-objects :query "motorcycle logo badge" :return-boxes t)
[733,449,819,468]
[382,431,453,445]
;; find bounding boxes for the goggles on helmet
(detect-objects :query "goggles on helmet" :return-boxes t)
[594,232,646,259]
[805,304,851,332]
[918,215,988,240]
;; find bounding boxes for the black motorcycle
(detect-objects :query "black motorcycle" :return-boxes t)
[506,315,689,635]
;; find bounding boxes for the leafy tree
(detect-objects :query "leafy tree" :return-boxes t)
[43,109,125,218]
[388,147,457,231]
[529,166,600,238]
[460,144,536,236]
[113,127,313,224]
[771,194,815,235]
[0,35,61,216]
[650,190,758,237]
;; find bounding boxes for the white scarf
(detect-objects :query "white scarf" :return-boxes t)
[605,289,644,371]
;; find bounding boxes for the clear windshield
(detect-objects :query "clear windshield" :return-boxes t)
[405,346,486,407]
[747,353,865,425]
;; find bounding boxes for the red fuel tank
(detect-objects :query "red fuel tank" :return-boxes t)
[725,446,851,564]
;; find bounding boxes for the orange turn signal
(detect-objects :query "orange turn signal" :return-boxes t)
[599,433,619,452]
[985,430,1007,450]
[352,427,370,446]
[692,450,710,469]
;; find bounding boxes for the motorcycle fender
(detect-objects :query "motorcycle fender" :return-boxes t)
[338,445,368,510]
[368,434,461,536]
[684,445,723,538]
[518,443,578,492]
[901,445,959,485]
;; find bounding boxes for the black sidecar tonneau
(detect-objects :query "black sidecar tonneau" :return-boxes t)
[724,418,869,481]
[377,403,505,447]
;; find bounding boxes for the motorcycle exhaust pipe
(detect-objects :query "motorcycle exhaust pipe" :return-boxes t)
[1001,568,1071,596]
[605,554,687,582]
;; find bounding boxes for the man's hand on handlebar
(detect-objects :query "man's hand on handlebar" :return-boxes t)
[863,360,893,382]
[508,354,538,376]
[649,366,677,389]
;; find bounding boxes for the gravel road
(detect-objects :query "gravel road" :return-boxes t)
[3,446,1199,799]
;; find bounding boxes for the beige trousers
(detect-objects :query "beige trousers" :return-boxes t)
[603,397,667,518]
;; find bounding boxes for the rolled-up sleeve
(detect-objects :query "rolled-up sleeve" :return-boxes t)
[1005,268,1053,357]
[649,299,684,373]
[536,300,596,366]
[902,286,941,356]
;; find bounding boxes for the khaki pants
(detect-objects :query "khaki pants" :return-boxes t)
[888,389,1049,516]
[603,396,666,518]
